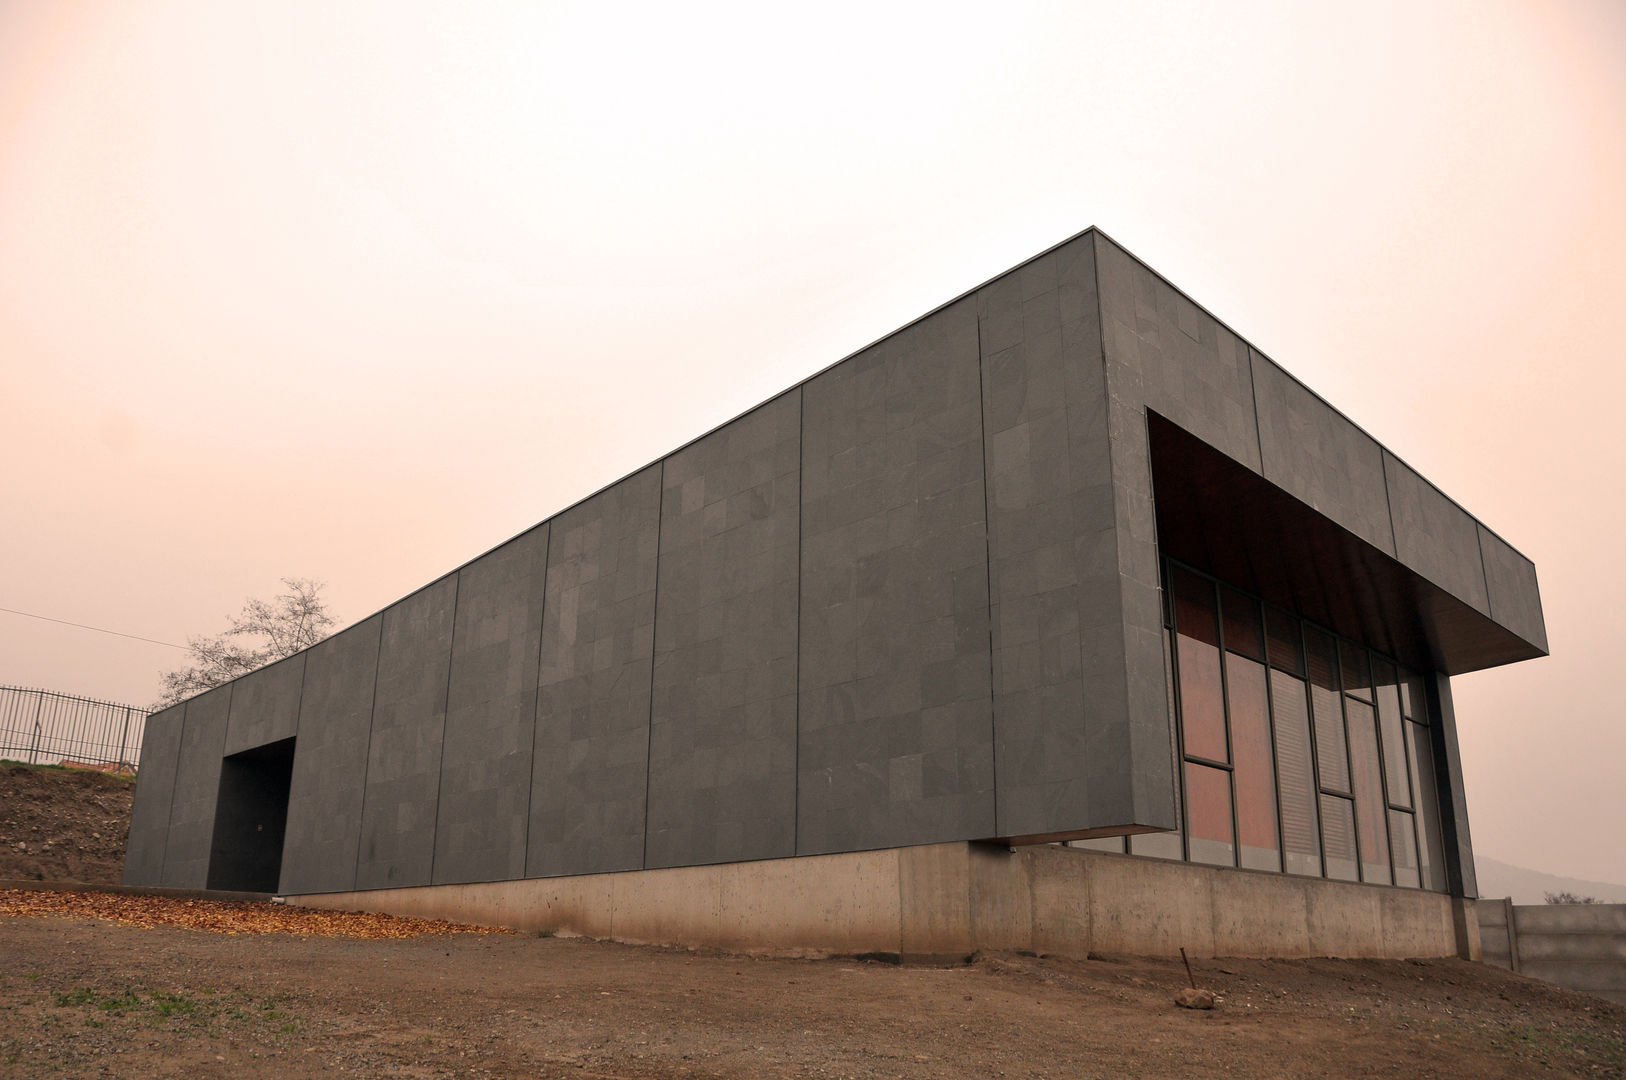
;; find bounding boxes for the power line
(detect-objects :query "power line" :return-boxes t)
[0,606,187,650]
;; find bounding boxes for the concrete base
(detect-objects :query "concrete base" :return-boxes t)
[291,843,1471,961]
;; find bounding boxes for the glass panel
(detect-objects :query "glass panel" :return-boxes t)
[1340,640,1372,701]
[1172,567,1227,763]
[1264,606,1304,676]
[1220,587,1265,662]
[1068,836,1126,853]
[1320,794,1359,881]
[1371,659,1411,809]
[1305,628,1350,792]
[1269,669,1321,877]
[1131,831,1185,860]
[1344,698,1391,884]
[1227,654,1280,871]
[1389,809,1421,888]
[1185,763,1235,867]
[1408,720,1449,891]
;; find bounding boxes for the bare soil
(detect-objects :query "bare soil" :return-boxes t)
[0,760,1621,1078]
[0,762,132,883]
[2,896,1622,1079]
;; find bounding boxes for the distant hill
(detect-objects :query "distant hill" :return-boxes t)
[1475,854,1626,905]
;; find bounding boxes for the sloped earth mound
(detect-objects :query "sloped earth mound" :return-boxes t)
[0,761,132,883]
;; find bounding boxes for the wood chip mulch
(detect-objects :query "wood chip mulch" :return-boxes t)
[0,888,511,939]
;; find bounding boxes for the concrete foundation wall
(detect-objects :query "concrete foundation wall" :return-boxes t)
[1479,900,1626,1006]
[294,843,1469,962]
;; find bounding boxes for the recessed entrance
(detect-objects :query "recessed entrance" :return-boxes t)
[207,736,295,893]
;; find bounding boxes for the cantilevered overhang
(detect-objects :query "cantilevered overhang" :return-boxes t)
[1148,413,1544,675]
[1090,229,1547,678]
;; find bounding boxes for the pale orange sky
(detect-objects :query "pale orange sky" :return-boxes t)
[2,0,1621,885]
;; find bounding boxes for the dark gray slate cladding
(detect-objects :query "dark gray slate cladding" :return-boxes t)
[121,704,184,886]
[280,614,382,894]
[355,576,456,890]
[977,240,1133,837]
[797,298,997,853]
[160,684,231,888]
[122,227,1542,900]
[646,391,801,868]
[432,524,550,885]
[529,465,661,877]
[224,652,305,758]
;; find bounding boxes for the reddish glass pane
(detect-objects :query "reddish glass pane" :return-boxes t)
[1185,763,1234,867]
[1226,655,1279,871]
[1389,809,1421,889]
[1320,794,1359,881]
[1304,628,1349,792]
[1220,587,1265,662]
[1269,669,1321,877]
[1340,640,1372,701]
[1172,568,1227,763]
[1344,698,1391,884]
[1371,659,1411,808]
[1265,606,1304,676]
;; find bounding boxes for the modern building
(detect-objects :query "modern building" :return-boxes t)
[123,229,1547,960]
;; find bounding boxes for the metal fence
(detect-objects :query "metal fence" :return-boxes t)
[0,686,150,774]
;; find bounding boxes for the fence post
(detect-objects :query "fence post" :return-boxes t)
[1505,897,1522,974]
[28,690,45,765]
[117,706,133,771]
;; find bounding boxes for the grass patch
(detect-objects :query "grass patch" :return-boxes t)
[149,991,196,1018]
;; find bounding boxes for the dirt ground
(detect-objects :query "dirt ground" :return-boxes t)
[2,892,1623,1080]
[0,762,132,883]
[1,761,1621,1078]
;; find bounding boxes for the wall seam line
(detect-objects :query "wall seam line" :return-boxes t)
[641,459,667,871]
[426,573,461,887]
[1380,450,1399,558]
[350,616,385,892]
[522,520,556,879]
[155,701,188,886]
[277,652,311,894]
[973,292,999,838]
[793,387,805,855]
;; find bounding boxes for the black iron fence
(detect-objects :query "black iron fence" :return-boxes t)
[0,686,150,774]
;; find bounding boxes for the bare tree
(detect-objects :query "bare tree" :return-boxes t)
[157,578,336,708]
[1544,891,1599,905]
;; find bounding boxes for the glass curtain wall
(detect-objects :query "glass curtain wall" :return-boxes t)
[1109,559,1450,893]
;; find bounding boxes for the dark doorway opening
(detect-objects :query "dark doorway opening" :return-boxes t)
[207,736,295,893]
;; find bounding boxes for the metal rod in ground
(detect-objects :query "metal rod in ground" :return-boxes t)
[1180,947,1196,988]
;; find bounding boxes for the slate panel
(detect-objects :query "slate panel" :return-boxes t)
[1382,451,1491,616]
[1251,348,1396,557]
[1478,525,1548,654]
[798,296,996,854]
[1094,235,1180,832]
[121,704,184,886]
[159,684,231,889]
[433,524,550,884]
[647,392,801,868]
[1094,236,1262,473]
[354,577,456,890]
[528,466,660,878]
[280,614,382,894]
[223,652,306,757]
[976,240,1118,837]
